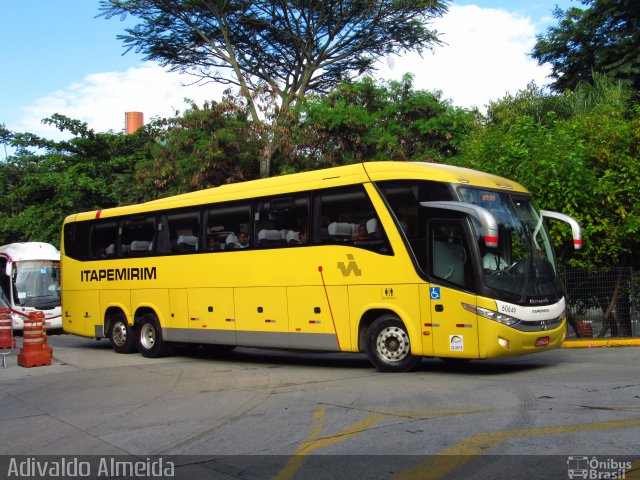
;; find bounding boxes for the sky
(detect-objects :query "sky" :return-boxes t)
[0,0,578,143]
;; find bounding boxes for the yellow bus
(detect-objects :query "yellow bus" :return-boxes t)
[60,162,581,372]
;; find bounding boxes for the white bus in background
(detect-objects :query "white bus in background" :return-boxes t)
[0,242,62,331]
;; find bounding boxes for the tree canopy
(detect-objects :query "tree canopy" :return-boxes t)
[287,74,476,170]
[137,95,262,199]
[0,115,144,245]
[99,0,449,176]
[532,0,640,92]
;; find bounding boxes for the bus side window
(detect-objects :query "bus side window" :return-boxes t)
[205,201,252,252]
[121,217,156,257]
[314,185,392,254]
[254,194,309,248]
[164,209,201,254]
[377,180,454,267]
[90,221,118,260]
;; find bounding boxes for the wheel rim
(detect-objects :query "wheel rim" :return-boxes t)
[112,321,128,347]
[376,326,410,362]
[140,322,156,350]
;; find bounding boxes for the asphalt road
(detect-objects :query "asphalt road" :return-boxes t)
[0,334,638,479]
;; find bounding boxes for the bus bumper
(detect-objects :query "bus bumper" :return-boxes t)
[478,318,566,358]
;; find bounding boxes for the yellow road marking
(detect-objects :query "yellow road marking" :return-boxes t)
[275,406,494,480]
[274,409,385,480]
[276,406,640,480]
[395,418,640,480]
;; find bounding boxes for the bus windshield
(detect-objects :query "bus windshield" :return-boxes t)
[459,188,559,303]
[12,260,61,309]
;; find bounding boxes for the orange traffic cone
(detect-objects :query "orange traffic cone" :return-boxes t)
[18,311,52,368]
[0,308,16,349]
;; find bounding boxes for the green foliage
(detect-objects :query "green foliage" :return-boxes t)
[0,115,143,246]
[136,96,261,198]
[285,75,477,171]
[532,0,640,92]
[456,78,640,269]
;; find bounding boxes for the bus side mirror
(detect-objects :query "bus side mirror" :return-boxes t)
[540,210,582,250]
[420,201,499,248]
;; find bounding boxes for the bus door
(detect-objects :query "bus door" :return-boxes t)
[427,219,480,359]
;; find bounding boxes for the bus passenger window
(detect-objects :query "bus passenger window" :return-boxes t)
[165,209,201,254]
[90,221,118,260]
[205,202,251,252]
[314,185,392,254]
[254,194,309,249]
[121,217,156,257]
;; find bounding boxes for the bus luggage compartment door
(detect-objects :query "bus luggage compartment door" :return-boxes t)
[187,288,236,345]
[235,287,289,348]
[287,285,349,351]
[63,290,100,337]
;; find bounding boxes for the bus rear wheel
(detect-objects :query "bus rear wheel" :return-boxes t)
[137,313,170,358]
[366,315,420,372]
[109,313,138,354]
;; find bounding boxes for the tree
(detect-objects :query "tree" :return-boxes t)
[136,95,262,198]
[532,0,640,92]
[0,115,146,246]
[284,74,476,171]
[99,0,448,177]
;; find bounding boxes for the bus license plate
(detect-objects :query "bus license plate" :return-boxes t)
[535,336,550,347]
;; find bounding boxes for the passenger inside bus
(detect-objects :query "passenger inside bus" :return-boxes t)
[227,231,249,249]
[285,228,309,245]
[353,224,368,242]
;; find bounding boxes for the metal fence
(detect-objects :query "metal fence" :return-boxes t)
[562,267,640,339]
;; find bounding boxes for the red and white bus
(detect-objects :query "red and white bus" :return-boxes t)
[0,242,62,331]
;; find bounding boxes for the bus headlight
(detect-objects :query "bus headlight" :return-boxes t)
[462,303,520,327]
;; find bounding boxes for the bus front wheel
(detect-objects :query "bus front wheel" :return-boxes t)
[137,313,170,358]
[365,315,420,372]
[109,313,138,354]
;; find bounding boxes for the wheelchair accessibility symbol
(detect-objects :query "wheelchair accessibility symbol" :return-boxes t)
[430,287,441,300]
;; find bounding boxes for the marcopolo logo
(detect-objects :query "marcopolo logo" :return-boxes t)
[337,254,361,277]
[567,456,631,479]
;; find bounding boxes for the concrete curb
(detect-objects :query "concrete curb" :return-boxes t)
[562,338,640,348]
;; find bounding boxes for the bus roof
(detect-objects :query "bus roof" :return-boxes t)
[0,242,60,262]
[66,161,528,223]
